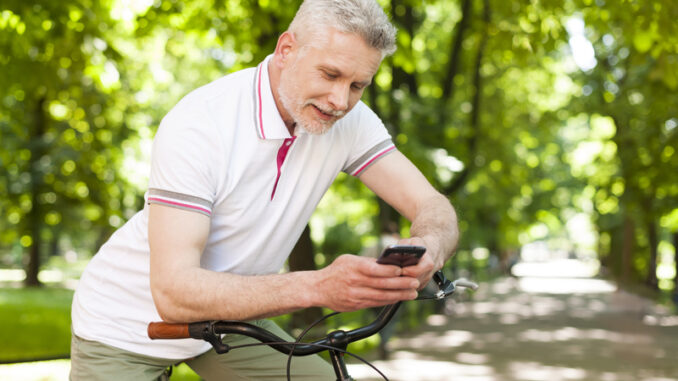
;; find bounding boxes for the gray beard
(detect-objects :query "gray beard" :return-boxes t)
[278,82,335,135]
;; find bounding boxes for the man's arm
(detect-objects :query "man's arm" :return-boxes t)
[358,150,459,285]
[148,204,420,323]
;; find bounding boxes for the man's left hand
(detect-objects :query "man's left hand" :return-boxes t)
[393,237,437,290]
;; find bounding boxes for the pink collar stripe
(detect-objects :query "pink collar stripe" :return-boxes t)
[256,63,266,139]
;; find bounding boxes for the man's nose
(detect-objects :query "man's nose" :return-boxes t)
[328,83,350,111]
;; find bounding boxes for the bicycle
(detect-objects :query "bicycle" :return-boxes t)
[148,270,478,381]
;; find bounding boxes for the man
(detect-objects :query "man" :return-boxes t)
[70,0,459,379]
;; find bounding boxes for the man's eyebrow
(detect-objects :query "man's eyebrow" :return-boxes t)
[318,64,341,75]
[319,65,372,86]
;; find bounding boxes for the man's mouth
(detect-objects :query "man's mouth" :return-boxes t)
[311,104,344,121]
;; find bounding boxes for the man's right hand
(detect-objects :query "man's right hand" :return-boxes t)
[310,254,420,312]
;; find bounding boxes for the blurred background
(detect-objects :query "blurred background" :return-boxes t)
[1,0,677,380]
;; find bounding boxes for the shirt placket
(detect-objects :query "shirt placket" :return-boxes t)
[271,136,297,200]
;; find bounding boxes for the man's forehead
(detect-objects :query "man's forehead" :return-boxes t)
[305,28,380,55]
[304,30,382,76]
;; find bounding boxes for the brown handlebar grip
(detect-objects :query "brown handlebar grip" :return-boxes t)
[148,322,190,340]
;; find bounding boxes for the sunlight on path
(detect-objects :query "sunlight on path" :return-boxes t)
[348,258,678,381]
[518,277,616,294]
[349,352,496,381]
[512,258,616,294]
[511,258,600,278]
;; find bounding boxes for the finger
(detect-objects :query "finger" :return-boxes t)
[401,253,435,277]
[366,261,403,277]
[361,275,420,290]
[334,254,402,278]
[348,288,419,308]
[401,255,436,290]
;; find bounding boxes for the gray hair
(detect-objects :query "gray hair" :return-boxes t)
[289,0,397,57]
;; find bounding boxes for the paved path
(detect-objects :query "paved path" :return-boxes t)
[348,261,678,381]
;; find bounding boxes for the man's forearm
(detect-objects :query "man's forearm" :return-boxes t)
[409,193,459,269]
[152,254,420,323]
[152,268,318,323]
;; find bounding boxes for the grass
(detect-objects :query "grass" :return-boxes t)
[0,287,73,363]
[0,286,203,380]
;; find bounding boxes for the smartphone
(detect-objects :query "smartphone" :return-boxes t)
[376,245,426,267]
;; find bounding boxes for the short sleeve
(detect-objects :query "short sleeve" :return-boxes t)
[342,102,396,177]
[146,108,222,217]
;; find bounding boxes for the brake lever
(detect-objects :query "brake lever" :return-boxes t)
[453,278,479,291]
[417,271,478,300]
[432,271,449,299]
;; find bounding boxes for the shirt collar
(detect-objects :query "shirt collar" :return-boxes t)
[253,55,293,140]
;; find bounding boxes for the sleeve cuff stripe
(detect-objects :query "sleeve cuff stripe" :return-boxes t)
[350,145,396,176]
[148,197,212,216]
[345,139,394,174]
[148,188,212,208]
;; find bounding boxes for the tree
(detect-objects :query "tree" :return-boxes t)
[565,0,678,287]
[0,0,138,285]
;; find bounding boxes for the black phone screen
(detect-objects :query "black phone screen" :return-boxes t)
[376,245,426,267]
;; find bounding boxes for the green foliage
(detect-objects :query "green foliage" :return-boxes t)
[320,222,364,261]
[0,0,676,301]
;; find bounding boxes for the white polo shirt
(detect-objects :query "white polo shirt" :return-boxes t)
[71,55,396,359]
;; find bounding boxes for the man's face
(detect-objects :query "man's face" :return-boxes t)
[278,28,383,135]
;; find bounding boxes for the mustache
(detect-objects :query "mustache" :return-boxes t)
[307,102,346,118]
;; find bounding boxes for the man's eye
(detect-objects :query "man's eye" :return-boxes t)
[323,72,337,79]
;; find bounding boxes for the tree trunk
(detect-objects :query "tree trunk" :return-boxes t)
[606,224,622,277]
[287,225,324,330]
[50,233,60,257]
[25,97,47,287]
[597,228,613,277]
[26,185,42,286]
[377,198,399,235]
[621,215,634,284]
[390,2,418,93]
[645,220,658,289]
[672,232,678,305]
[443,0,490,195]
[441,0,473,101]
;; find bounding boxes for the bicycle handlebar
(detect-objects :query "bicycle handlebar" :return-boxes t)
[148,302,403,356]
[147,272,478,357]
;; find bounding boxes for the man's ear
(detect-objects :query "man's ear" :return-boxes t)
[273,31,297,68]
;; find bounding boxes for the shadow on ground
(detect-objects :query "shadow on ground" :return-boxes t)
[349,260,678,381]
